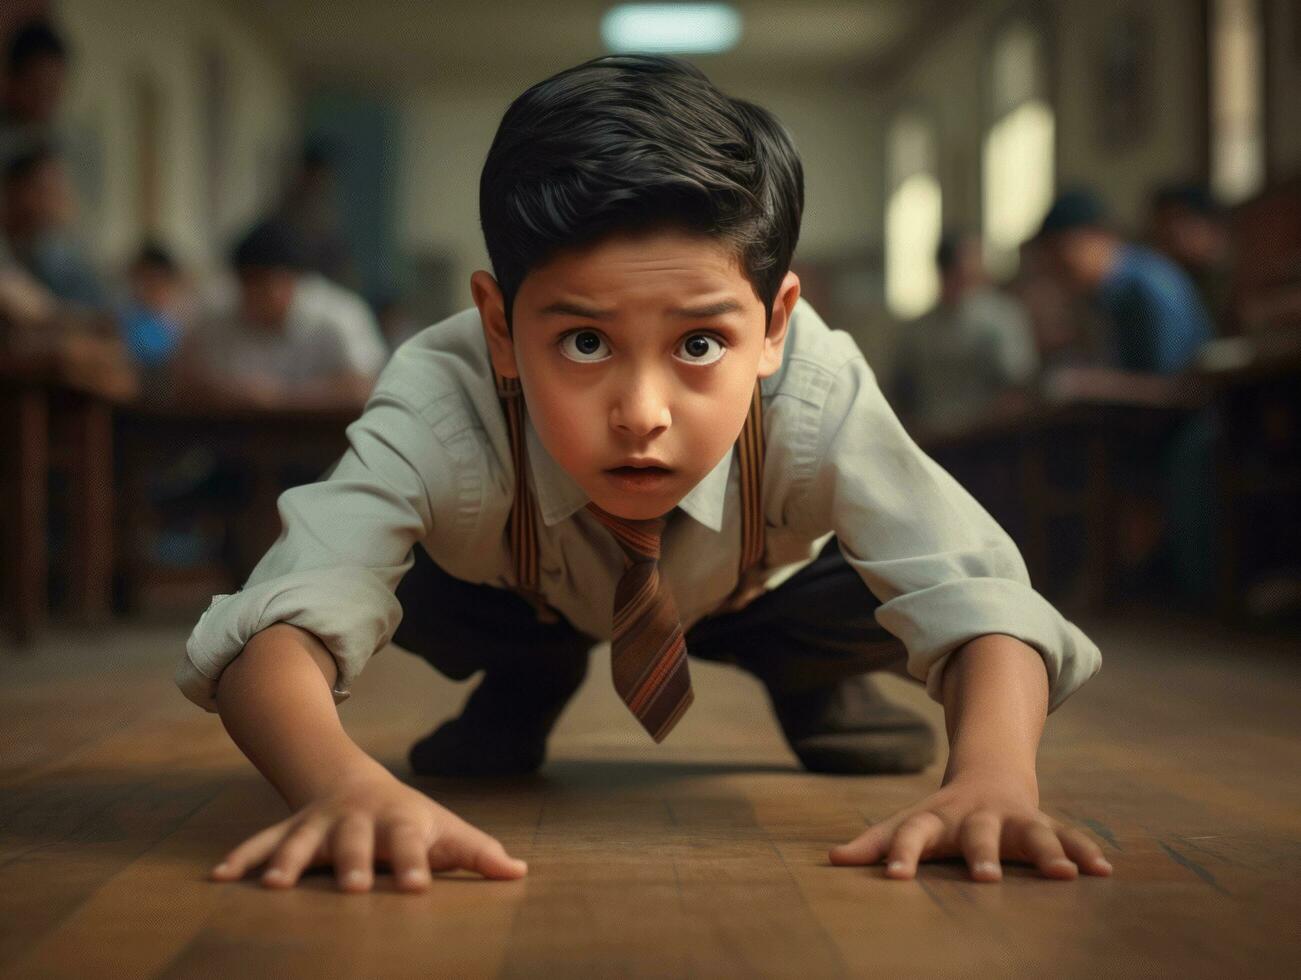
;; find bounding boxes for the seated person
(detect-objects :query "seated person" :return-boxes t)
[1008,232,1106,373]
[0,19,69,172]
[0,216,135,399]
[273,142,353,287]
[892,231,1038,435]
[1036,187,1213,382]
[172,217,388,410]
[1,145,105,311]
[116,241,194,386]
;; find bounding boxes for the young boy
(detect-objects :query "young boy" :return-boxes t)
[182,55,1111,894]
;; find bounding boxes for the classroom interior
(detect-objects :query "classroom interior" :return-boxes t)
[2,0,1299,977]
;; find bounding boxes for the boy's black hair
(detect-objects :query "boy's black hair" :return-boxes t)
[479,54,803,331]
[6,20,68,74]
[231,218,310,273]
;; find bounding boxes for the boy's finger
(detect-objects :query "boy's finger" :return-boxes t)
[384,821,432,891]
[330,813,377,893]
[884,813,943,879]
[429,826,527,880]
[828,821,895,866]
[211,820,293,880]
[262,820,327,888]
[1057,827,1113,876]
[1016,820,1077,879]
[958,811,1003,882]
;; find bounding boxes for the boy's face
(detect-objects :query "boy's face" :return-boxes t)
[473,228,799,521]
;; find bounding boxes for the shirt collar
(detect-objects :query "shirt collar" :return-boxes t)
[525,412,732,532]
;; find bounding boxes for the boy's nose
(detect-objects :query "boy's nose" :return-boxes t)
[610,378,671,437]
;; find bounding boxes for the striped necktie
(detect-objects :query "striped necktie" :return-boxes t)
[584,502,694,743]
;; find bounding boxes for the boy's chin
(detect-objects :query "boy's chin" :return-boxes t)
[587,489,681,521]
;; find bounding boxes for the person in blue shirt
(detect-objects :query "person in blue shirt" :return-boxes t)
[1,145,105,311]
[1036,188,1214,374]
[118,241,190,378]
[1037,188,1217,602]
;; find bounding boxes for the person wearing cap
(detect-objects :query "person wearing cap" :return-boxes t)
[1036,187,1214,376]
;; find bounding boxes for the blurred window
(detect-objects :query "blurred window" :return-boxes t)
[885,113,941,319]
[982,21,1054,280]
[1209,0,1265,204]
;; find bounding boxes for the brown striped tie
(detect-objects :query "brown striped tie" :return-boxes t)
[585,503,694,743]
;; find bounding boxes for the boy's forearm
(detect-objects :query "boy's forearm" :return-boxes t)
[939,633,1048,795]
[214,623,387,810]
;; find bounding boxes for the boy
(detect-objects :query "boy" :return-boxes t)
[183,55,1110,894]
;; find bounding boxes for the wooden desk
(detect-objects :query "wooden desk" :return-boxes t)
[916,391,1204,609]
[1196,334,1301,619]
[114,400,357,610]
[1,345,133,644]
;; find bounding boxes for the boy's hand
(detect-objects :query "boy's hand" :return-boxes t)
[209,767,528,892]
[827,770,1113,883]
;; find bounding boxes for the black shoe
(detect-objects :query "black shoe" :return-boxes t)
[408,642,591,778]
[762,672,936,775]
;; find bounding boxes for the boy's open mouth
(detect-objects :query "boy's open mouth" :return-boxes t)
[604,463,675,490]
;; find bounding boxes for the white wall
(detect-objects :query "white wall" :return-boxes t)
[877,0,1211,241]
[1054,0,1206,229]
[56,0,296,277]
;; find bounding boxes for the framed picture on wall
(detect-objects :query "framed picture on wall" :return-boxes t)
[1096,9,1155,150]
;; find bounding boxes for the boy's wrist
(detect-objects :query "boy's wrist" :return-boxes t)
[281,742,391,811]
[940,759,1040,804]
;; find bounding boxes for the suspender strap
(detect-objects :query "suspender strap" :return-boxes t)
[736,382,765,575]
[494,372,558,623]
[493,370,766,624]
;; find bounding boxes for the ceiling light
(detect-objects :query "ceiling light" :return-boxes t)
[601,4,742,54]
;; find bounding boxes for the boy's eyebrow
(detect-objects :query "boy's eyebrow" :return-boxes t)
[537,299,744,319]
[667,299,744,318]
[538,301,615,320]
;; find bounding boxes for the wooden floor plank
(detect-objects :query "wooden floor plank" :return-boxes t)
[1,607,1298,978]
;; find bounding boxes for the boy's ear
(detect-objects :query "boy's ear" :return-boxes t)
[471,270,519,379]
[757,271,799,379]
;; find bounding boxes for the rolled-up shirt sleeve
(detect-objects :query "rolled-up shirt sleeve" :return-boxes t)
[175,376,480,712]
[789,352,1101,713]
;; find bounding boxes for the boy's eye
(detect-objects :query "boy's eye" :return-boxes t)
[674,333,726,366]
[558,329,611,363]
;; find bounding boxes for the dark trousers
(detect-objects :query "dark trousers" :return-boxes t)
[392,536,912,696]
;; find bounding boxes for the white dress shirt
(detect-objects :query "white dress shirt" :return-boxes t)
[177,297,1101,715]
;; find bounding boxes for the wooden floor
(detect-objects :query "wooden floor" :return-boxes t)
[1,606,1298,979]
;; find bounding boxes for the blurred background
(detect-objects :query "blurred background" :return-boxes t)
[1,0,1298,639]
